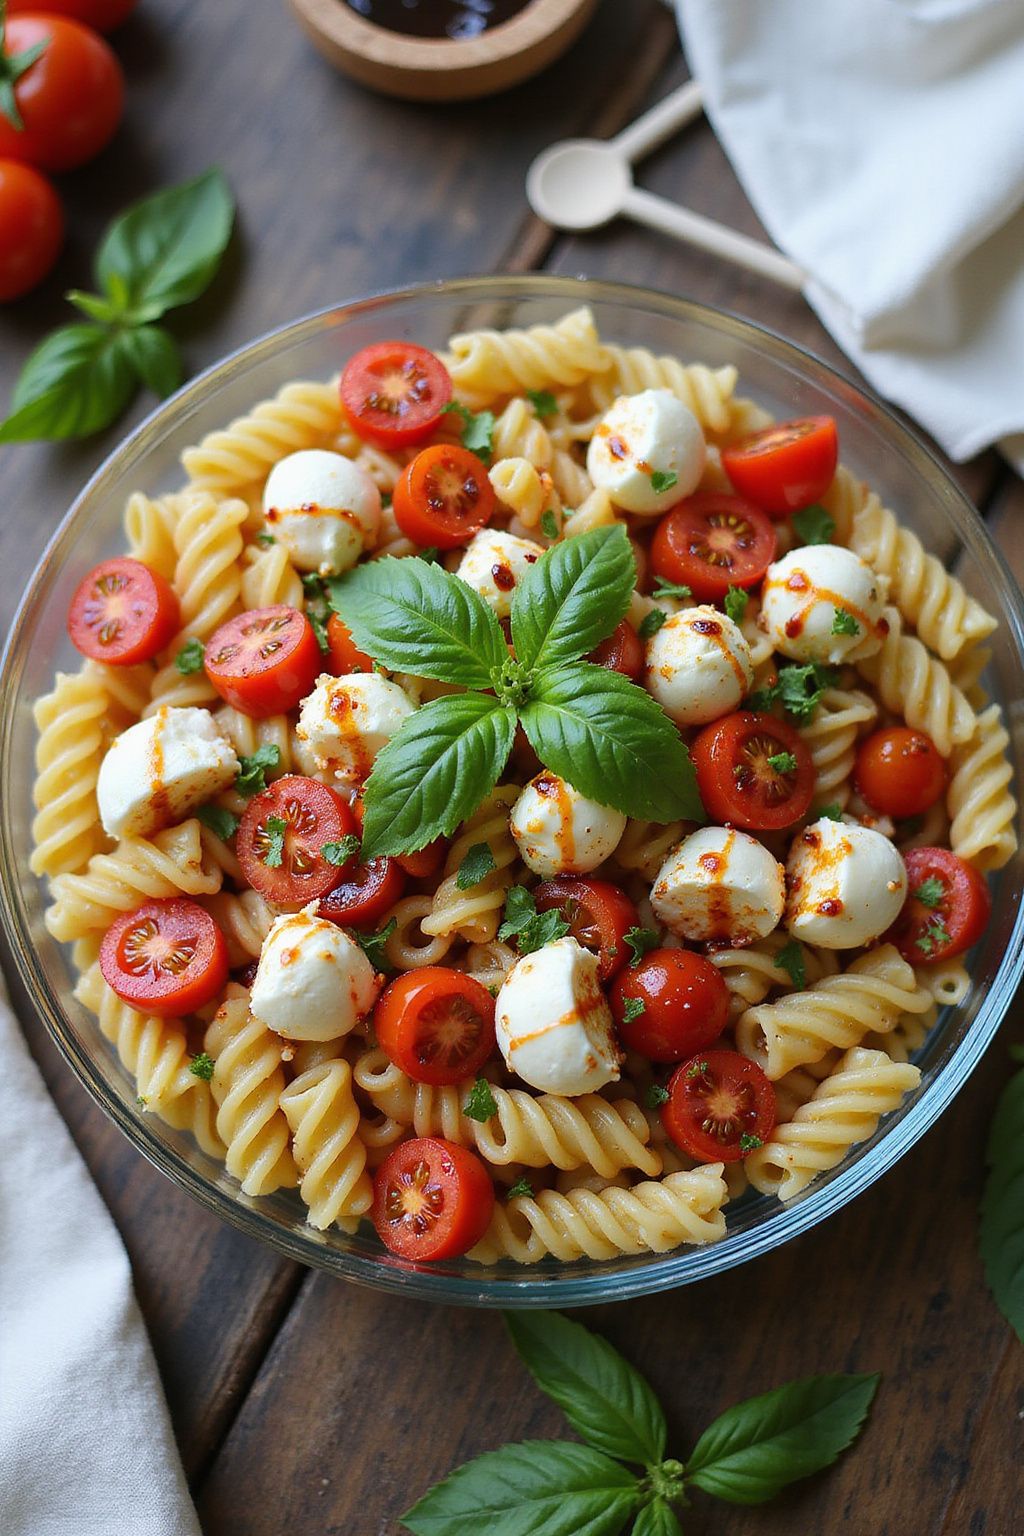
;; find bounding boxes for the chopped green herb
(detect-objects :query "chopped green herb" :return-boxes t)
[624,926,660,967]
[775,939,806,991]
[914,877,945,909]
[301,572,332,653]
[791,504,835,546]
[750,662,838,721]
[832,608,859,637]
[463,1076,498,1122]
[456,841,495,890]
[189,1052,215,1082]
[195,803,239,842]
[622,997,646,1024]
[767,751,798,775]
[136,1094,148,1109]
[526,389,558,420]
[301,571,325,595]
[540,507,560,541]
[650,469,678,494]
[356,917,397,972]
[686,1058,709,1079]
[417,545,440,564]
[644,1083,670,1108]
[262,814,287,868]
[723,587,748,626]
[235,744,281,798]
[497,885,570,955]
[816,803,844,821]
[255,531,276,548]
[652,578,693,601]
[175,637,205,675]
[916,920,951,956]
[322,834,361,866]
[739,1133,763,1153]
[638,608,666,639]
[441,401,495,462]
[506,1176,535,1200]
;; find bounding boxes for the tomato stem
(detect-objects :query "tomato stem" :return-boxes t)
[0,4,50,133]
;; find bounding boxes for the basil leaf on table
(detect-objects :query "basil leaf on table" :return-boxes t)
[980,1057,1024,1342]
[0,326,137,444]
[510,525,636,673]
[504,1310,667,1467]
[632,1500,684,1536]
[116,326,183,398]
[95,167,235,319]
[520,664,705,824]
[401,1440,640,1536]
[684,1372,880,1504]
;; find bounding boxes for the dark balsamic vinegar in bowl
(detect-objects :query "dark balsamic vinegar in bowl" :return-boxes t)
[345,0,534,40]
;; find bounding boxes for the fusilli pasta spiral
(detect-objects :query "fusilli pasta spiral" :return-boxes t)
[204,990,298,1196]
[46,819,222,942]
[947,703,1017,871]
[280,1058,372,1230]
[856,607,977,756]
[181,380,344,495]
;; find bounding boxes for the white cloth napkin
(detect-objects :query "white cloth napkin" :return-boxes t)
[675,0,1024,473]
[0,975,202,1536]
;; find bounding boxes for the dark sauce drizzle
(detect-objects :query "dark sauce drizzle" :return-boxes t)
[345,0,535,40]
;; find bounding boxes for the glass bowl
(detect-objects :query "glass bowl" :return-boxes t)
[3,276,1022,1307]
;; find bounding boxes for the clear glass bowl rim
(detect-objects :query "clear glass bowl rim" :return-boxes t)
[4,273,1023,1307]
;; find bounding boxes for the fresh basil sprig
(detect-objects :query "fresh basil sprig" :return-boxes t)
[402,1310,879,1533]
[979,1046,1024,1342]
[329,527,704,858]
[0,169,235,444]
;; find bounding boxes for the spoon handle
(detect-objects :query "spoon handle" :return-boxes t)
[612,79,704,164]
[622,186,806,293]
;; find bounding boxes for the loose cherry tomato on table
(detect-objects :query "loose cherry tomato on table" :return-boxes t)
[340,341,452,449]
[610,948,729,1062]
[722,416,839,518]
[392,442,495,550]
[884,846,991,965]
[650,493,776,603]
[99,898,228,1018]
[691,711,815,832]
[662,1049,777,1163]
[68,556,179,665]
[236,776,357,905]
[375,968,496,1085]
[204,605,320,718]
[319,854,406,931]
[854,726,947,820]
[326,611,373,675]
[371,1136,495,1261]
[0,158,61,301]
[533,877,639,982]
[0,15,123,172]
[587,618,644,682]
[9,0,137,29]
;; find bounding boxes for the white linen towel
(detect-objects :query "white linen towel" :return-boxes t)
[0,975,202,1536]
[675,0,1024,474]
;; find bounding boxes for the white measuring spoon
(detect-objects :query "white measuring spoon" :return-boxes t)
[527,80,806,293]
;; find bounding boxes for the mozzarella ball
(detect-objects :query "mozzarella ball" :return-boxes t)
[97,706,239,840]
[294,672,414,784]
[759,545,888,665]
[652,826,785,946]
[250,904,380,1041]
[785,818,907,949]
[263,450,381,575]
[645,606,753,725]
[586,389,706,515]
[455,528,543,619]
[510,773,626,877]
[495,936,622,1095]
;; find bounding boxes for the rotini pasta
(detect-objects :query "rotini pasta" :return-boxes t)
[856,606,977,756]
[445,306,609,400]
[204,990,298,1196]
[31,669,111,877]
[280,1058,371,1230]
[181,379,344,495]
[797,687,877,810]
[947,703,1017,871]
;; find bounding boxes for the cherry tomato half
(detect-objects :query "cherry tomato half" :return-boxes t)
[392,442,495,550]
[0,158,61,301]
[662,1050,777,1163]
[372,1136,495,1261]
[588,618,644,682]
[341,341,452,449]
[0,15,123,173]
[204,605,320,718]
[533,877,638,982]
[651,493,776,602]
[319,854,406,931]
[397,838,447,880]
[611,949,730,1063]
[375,968,496,1085]
[854,727,947,821]
[883,847,991,965]
[326,611,373,675]
[722,416,839,518]
[9,0,137,30]
[691,711,815,832]
[237,776,357,905]
[67,557,179,666]
[99,898,228,1018]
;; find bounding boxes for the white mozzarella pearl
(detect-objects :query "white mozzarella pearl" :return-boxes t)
[97,706,239,840]
[785,818,907,949]
[645,606,753,725]
[510,773,626,877]
[455,528,543,619]
[263,450,381,575]
[294,672,414,784]
[495,936,622,1096]
[651,826,785,945]
[759,545,888,665]
[250,904,380,1041]
[586,389,706,515]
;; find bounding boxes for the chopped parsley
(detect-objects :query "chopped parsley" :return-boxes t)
[301,573,331,653]
[723,586,748,626]
[506,1176,535,1200]
[622,996,646,1023]
[416,545,441,564]
[639,608,666,639]
[463,1077,498,1122]
[195,803,239,842]
[650,469,678,495]
[136,1095,148,1109]
[767,751,798,775]
[739,1133,763,1153]
[652,578,693,601]
[255,531,276,548]
[262,814,288,868]
[914,877,945,909]
[686,1058,709,1080]
[540,507,560,541]
[775,938,806,991]
[356,917,397,972]
[832,608,860,637]
[526,388,558,420]
[624,926,660,967]
[497,885,570,955]
[791,504,835,546]
[189,1052,215,1082]
[916,920,951,956]
[816,803,844,822]
[235,744,281,798]
[322,834,361,866]
[749,662,838,722]
[644,1083,670,1109]
[456,841,495,890]
[175,637,205,675]
[441,401,495,462]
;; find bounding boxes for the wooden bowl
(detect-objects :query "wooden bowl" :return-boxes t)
[286,0,599,102]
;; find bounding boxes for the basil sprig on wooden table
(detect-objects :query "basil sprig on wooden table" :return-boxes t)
[980,1044,1024,1342]
[402,1309,879,1534]
[328,526,704,859]
[0,168,235,444]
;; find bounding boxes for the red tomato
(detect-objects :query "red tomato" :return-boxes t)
[397,838,447,880]
[67,557,179,666]
[319,854,406,931]
[650,493,776,602]
[691,711,815,832]
[854,727,947,821]
[662,1050,776,1163]
[533,877,638,982]
[588,619,644,682]
[340,341,452,449]
[99,898,228,1019]
[610,949,729,1063]
[374,968,496,1085]
[0,158,61,301]
[884,847,991,965]
[204,606,320,718]
[9,0,137,29]
[722,416,839,517]
[0,15,123,173]
[392,442,496,550]
[372,1137,495,1261]
[326,611,373,675]
[236,776,357,905]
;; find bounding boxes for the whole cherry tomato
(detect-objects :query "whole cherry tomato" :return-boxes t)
[9,0,138,30]
[854,727,947,821]
[0,157,61,300]
[0,14,124,172]
[610,948,729,1062]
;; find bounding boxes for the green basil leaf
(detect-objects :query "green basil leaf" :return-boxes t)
[504,1311,667,1466]
[632,1500,684,1536]
[117,325,183,398]
[980,1063,1024,1342]
[0,325,136,444]
[511,526,635,673]
[360,694,515,858]
[402,1440,639,1536]
[327,556,506,689]
[685,1373,880,1504]
[520,664,704,824]
[456,841,495,890]
[95,167,235,318]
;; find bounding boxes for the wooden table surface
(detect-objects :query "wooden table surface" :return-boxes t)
[2,3,1021,1531]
